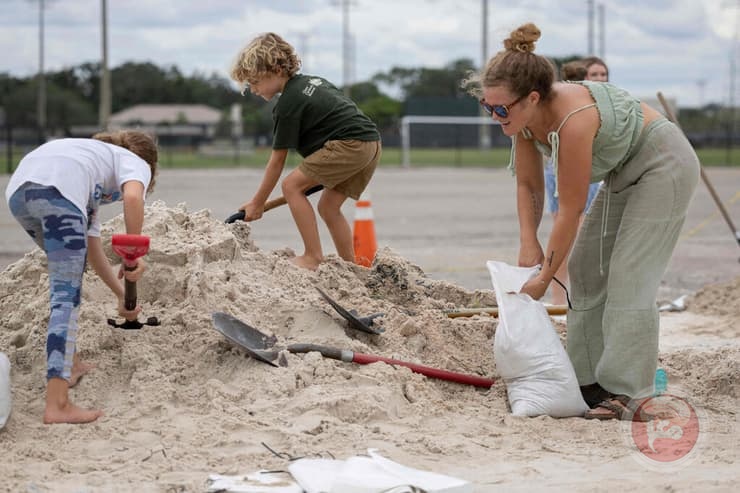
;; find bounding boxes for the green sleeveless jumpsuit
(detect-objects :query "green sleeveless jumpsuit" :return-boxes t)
[510,81,700,398]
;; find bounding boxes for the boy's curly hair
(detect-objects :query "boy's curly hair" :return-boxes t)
[230,32,301,88]
[92,130,158,193]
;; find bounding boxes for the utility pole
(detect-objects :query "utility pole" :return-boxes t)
[296,32,309,71]
[597,3,605,59]
[479,0,491,149]
[37,0,46,143]
[587,0,595,55]
[99,0,111,130]
[697,79,707,108]
[725,0,740,164]
[341,0,351,96]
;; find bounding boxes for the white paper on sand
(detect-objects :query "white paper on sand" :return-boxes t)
[288,449,471,493]
[206,470,302,493]
[487,261,588,418]
[0,352,11,429]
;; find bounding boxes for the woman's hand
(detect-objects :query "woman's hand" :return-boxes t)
[118,257,146,283]
[519,273,549,301]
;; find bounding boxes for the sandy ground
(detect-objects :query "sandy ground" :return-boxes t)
[0,167,738,492]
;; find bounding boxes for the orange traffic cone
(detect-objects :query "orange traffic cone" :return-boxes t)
[353,195,377,267]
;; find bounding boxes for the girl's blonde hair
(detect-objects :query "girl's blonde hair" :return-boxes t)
[230,32,301,89]
[463,23,555,101]
[92,130,158,193]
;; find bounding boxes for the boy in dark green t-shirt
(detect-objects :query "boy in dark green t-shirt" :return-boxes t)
[230,32,382,270]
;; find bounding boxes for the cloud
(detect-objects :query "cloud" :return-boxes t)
[0,0,736,107]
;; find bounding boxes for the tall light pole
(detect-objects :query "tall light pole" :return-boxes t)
[597,3,605,59]
[587,0,595,55]
[480,0,491,148]
[37,0,46,142]
[99,0,111,130]
[341,0,353,96]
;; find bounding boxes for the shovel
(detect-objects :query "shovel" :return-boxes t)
[316,287,384,335]
[288,343,494,388]
[444,305,568,318]
[225,185,324,223]
[109,234,160,330]
[212,312,280,367]
[112,234,149,311]
[211,312,493,388]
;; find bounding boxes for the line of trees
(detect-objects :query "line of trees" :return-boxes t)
[0,58,482,139]
[0,57,733,146]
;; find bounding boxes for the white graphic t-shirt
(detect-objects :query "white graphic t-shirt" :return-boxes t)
[5,138,151,237]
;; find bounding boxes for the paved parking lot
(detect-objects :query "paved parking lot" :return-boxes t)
[2,166,739,298]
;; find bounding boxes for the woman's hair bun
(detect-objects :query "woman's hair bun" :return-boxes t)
[503,23,541,53]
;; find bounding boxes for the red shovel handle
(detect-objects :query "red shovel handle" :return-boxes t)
[351,352,494,388]
[287,343,493,388]
[111,234,150,311]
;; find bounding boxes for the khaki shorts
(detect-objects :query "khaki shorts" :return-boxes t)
[300,140,381,200]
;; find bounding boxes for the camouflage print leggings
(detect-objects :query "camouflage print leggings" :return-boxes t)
[8,182,88,382]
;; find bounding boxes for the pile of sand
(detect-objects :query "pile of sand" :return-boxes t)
[1,201,737,492]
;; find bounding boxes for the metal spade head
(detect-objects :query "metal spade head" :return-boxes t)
[315,287,384,335]
[211,312,280,366]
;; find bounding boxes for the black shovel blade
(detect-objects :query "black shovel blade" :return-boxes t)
[315,287,384,335]
[225,211,246,224]
[211,312,279,367]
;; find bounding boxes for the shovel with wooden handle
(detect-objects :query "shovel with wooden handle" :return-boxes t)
[225,184,324,223]
[444,305,568,318]
[657,91,740,251]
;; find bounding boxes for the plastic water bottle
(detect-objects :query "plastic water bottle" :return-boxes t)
[654,368,668,395]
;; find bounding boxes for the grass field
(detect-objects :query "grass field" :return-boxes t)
[2,146,739,172]
[129,146,740,169]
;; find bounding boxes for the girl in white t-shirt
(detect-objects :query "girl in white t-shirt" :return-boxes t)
[5,130,158,425]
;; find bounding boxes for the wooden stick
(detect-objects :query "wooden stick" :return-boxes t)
[656,92,740,248]
[444,305,568,318]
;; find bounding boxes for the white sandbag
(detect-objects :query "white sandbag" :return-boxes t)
[487,261,588,418]
[0,352,11,429]
[206,470,302,493]
[288,449,471,493]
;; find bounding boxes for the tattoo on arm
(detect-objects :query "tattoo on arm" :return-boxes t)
[530,193,543,225]
[548,250,554,267]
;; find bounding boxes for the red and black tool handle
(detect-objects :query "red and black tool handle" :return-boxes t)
[287,343,493,388]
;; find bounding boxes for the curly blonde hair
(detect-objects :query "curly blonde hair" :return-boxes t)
[463,23,555,101]
[92,130,158,193]
[230,32,301,89]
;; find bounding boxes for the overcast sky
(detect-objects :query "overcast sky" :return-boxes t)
[1,0,738,107]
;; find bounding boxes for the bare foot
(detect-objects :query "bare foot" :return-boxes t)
[43,402,104,424]
[69,356,95,388]
[44,377,103,424]
[291,255,322,270]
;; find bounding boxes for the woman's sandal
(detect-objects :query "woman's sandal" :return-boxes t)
[585,394,672,422]
[580,383,611,408]
[584,395,635,421]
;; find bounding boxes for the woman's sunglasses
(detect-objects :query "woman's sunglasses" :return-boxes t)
[480,93,526,119]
